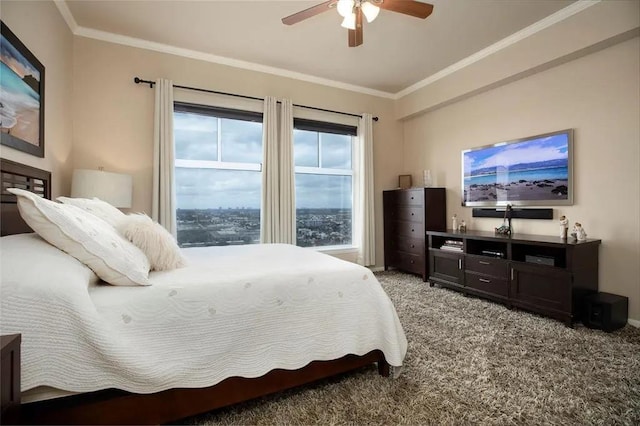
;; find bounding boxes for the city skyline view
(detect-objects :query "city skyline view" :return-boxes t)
[177,207,353,248]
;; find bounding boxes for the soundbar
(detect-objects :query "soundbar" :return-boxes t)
[472,208,553,220]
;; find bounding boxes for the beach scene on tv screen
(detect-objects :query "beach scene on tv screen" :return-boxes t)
[463,133,569,204]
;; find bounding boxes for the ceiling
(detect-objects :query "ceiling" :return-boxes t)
[64,0,575,95]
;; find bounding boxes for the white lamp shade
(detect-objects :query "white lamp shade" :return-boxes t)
[361,1,380,23]
[71,169,133,208]
[337,0,354,17]
[341,12,357,30]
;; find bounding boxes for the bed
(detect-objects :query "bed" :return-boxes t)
[0,159,407,424]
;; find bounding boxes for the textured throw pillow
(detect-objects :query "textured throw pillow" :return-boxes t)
[117,213,186,271]
[57,196,126,228]
[8,188,150,286]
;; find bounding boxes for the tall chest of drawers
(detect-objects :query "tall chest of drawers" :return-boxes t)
[383,188,446,280]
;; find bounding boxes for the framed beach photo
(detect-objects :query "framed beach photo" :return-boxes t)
[1,21,45,157]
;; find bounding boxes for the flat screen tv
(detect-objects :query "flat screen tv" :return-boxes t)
[462,129,573,207]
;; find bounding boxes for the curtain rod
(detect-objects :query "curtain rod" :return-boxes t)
[133,77,379,122]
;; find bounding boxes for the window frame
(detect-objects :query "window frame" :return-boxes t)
[173,102,264,248]
[174,102,264,172]
[293,118,357,249]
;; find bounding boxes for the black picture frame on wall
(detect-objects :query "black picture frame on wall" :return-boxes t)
[0,21,45,158]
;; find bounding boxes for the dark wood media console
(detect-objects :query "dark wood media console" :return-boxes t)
[427,230,601,325]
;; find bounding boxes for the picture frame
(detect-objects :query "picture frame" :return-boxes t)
[1,21,45,157]
[398,174,412,189]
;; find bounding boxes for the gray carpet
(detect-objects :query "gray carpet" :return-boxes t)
[186,271,640,425]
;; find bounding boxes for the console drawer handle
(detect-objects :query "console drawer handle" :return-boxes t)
[479,261,491,265]
[479,278,491,283]
[410,259,415,264]
[410,244,415,248]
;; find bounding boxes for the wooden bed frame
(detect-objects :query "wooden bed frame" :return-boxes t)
[0,158,391,425]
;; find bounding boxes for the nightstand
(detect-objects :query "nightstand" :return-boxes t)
[1,334,21,425]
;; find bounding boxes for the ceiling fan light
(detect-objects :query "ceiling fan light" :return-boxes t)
[336,0,354,18]
[361,2,380,23]
[341,12,356,30]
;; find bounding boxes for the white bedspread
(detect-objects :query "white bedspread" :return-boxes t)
[1,237,407,394]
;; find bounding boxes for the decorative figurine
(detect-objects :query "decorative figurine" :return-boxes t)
[559,215,569,239]
[459,220,467,233]
[452,214,458,232]
[573,222,587,241]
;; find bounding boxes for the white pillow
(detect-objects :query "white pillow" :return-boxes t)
[1,233,100,293]
[117,213,186,271]
[8,188,150,286]
[57,196,126,228]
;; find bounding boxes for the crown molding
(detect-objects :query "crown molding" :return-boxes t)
[53,0,78,33]
[394,0,602,99]
[54,0,600,101]
[74,26,394,99]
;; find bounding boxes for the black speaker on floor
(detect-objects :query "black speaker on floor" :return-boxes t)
[582,292,628,332]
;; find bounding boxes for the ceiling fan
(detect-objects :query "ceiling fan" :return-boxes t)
[282,0,434,47]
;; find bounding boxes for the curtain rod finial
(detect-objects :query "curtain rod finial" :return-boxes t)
[134,77,155,88]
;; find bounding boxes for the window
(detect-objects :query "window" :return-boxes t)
[174,103,263,247]
[294,119,357,248]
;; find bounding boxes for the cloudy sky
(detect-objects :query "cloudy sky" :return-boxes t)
[174,113,353,210]
[1,34,41,81]
[464,132,569,174]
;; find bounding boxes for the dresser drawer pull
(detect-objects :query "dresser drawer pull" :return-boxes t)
[410,196,414,200]
[410,244,415,248]
[411,212,415,216]
[479,261,491,265]
[479,278,491,283]
[410,259,415,264]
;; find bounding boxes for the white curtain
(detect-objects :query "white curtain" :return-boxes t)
[261,96,279,243]
[278,99,296,244]
[355,113,375,266]
[152,78,176,236]
[260,96,295,244]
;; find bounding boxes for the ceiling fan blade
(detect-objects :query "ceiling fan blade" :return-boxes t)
[282,1,335,25]
[377,0,434,19]
[348,7,363,47]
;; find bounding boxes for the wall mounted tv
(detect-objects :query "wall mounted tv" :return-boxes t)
[462,129,573,207]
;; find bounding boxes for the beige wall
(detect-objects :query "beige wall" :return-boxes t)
[71,37,401,267]
[396,0,639,120]
[402,37,640,321]
[0,0,74,197]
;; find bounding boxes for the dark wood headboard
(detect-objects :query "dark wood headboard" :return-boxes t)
[1,158,52,236]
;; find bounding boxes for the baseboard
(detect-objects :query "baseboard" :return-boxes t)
[369,266,385,272]
[628,319,640,328]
